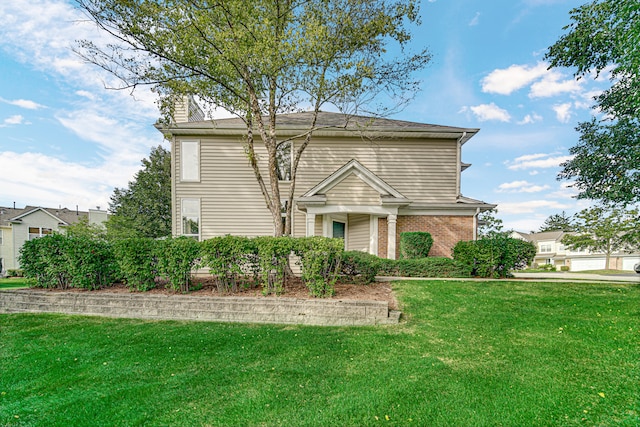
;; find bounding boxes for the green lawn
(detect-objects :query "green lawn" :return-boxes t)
[0,278,29,289]
[1,280,638,426]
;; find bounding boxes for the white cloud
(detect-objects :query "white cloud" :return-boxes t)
[507,152,574,170]
[497,199,571,215]
[0,97,46,109]
[75,90,97,100]
[0,115,26,127]
[553,103,573,123]
[469,12,480,26]
[0,151,140,210]
[497,180,550,193]
[0,0,165,210]
[465,103,511,122]
[529,70,583,98]
[517,113,543,125]
[481,62,548,95]
[547,182,580,200]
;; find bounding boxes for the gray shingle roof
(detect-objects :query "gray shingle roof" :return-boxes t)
[0,206,88,227]
[159,111,479,143]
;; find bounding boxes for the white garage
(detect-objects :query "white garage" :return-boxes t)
[570,257,606,271]
[622,257,640,271]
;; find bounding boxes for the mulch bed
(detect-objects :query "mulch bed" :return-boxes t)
[31,277,399,310]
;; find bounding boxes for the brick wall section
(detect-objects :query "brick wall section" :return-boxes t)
[378,215,475,259]
[378,217,388,258]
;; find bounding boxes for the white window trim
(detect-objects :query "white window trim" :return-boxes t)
[323,214,348,249]
[181,198,201,240]
[180,140,200,182]
[28,227,53,240]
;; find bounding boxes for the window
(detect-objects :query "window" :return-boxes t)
[276,141,291,181]
[29,227,52,240]
[539,243,552,253]
[0,229,3,245]
[332,221,346,239]
[280,200,289,235]
[181,140,200,181]
[181,199,200,240]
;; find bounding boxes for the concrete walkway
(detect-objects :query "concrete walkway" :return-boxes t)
[512,271,640,283]
[377,272,640,283]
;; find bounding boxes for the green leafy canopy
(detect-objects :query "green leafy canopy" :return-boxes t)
[76,0,431,236]
[106,145,171,239]
[546,0,640,205]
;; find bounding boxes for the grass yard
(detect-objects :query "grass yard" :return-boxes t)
[1,280,638,426]
[0,278,29,289]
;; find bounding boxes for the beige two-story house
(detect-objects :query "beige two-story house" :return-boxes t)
[158,109,495,259]
[511,230,640,271]
[0,205,108,274]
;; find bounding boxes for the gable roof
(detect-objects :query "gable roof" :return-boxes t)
[519,230,566,243]
[158,111,479,144]
[297,159,410,207]
[0,206,87,227]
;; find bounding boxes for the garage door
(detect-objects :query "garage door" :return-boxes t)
[622,257,640,271]
[570,258,606,271]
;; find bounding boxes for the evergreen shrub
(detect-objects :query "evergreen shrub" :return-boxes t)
[453,236,536,278]
[156,236,201,292]
[399,231,433,259]
[112,237,158,291]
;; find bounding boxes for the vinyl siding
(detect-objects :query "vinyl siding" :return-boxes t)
[347,214,370,252]
[293,211,306,237]
[174,137,275,238]
[296,137,458,203]
[11,211,70,268]
[174,134,460,238]
[325,175,381,204]
[0,227,14,270]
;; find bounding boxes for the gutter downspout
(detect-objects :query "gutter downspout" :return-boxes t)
[473,207,480,240]
[456,132,466,198]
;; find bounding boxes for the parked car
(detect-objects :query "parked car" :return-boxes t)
[635,262,640,274]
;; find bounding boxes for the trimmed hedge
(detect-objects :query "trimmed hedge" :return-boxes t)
[294,237,343,297]
[339,251,382,284]
[452,236,536,278]
[19,234,118,290]
[19,233,537,291]
[19,234,350,297]
[340,252,471,283]
[200,235,259,293]
[399,231,433,259]
[112,237,158,291]
[156,236,201,292]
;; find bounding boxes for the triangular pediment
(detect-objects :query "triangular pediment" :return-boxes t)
[9,207,69,225]
[298,159,410,207]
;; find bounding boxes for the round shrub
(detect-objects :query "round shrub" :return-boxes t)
[399,232,433,259]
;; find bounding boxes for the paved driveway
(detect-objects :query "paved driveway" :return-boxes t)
[513,272,640,283]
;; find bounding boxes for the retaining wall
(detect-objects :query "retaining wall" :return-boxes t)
[0,289,400,326]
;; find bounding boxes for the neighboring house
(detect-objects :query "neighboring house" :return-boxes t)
[0,205,108,274]
[511,230,640,271]
[158,106,495,260]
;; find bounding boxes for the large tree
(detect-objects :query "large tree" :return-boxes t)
[538,211,575,232]
[477,209,508,238]
[107,145,172,239]
[561,206,639,269]
[76,0,431,236]
[546,0,640,205]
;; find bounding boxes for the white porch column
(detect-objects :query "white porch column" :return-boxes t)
[306,213,316,237]
[387,214,397,260]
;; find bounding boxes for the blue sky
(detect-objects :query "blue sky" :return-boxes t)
[0,0,607,232]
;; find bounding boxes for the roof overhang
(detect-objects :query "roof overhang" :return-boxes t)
[296,159,410,210]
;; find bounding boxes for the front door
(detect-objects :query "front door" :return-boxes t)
[332,221,345,239]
